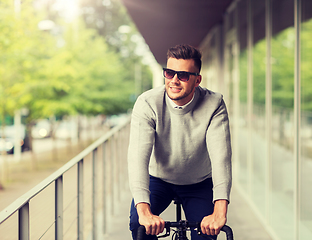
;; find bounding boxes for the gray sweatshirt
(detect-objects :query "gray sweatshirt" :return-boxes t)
[128,86,232,205]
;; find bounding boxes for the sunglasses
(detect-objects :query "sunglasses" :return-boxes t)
[163,68,199,82]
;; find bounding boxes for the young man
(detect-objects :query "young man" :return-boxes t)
[128,44,232,240]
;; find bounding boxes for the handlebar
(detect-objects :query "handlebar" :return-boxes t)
[219,225,234,240]
[137,225,147,240]
[137,221,234,240]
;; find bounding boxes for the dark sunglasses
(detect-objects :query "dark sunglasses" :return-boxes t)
[163,68,199,82]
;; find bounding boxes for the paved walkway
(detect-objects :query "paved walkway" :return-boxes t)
[0,139,94,212]
[0,135,273,240]
[0,160,273,240]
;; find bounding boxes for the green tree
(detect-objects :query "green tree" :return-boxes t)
[271,27,295,109]
[1,0,137,151]
[52,21,135,116]
[0,0,54,124]
[301,19,312,111]
[79,0,153,94]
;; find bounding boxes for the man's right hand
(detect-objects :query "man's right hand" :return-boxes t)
[136,202,165,236]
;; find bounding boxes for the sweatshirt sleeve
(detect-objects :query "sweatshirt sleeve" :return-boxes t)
[206,98,232,203]
[127,96,156,206]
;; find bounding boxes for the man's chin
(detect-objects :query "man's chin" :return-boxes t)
[167,94,184,101]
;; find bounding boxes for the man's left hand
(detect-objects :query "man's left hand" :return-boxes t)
[200,199,228,235]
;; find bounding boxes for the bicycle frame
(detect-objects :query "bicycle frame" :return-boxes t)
[158,220,200,239]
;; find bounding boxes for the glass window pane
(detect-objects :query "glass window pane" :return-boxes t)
[300,0,312,238]
[238,0,248,191]
[271,0,295,238]
[251,0,266,214]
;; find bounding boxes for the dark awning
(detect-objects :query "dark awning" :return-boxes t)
[121,0,233,65]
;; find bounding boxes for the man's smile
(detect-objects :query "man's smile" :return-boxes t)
[169,86,182,93]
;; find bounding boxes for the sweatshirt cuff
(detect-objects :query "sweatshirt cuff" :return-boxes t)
[213,187,231,204]
[133,192,150,206]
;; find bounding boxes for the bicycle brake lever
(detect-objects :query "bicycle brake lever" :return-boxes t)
[157,226,171,238]
[196,228,215,240]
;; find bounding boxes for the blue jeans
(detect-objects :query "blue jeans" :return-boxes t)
[129,176,217,240]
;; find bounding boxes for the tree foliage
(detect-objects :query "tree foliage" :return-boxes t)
[79,0,153,92]
[238,25,296,109]
[0,0,141,128]
[0,0,53,123]
[301,19,312,111]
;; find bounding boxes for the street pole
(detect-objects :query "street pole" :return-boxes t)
[14,110,22,162]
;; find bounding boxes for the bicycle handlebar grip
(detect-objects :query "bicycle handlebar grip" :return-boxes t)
[221,225,234,240]
[137,225,146,240]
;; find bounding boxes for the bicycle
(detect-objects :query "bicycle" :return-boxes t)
[137,198,234,240]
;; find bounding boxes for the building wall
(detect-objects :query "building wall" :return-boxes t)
[200,0,312,239]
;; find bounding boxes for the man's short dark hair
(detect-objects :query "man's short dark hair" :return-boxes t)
[167,44,202,72]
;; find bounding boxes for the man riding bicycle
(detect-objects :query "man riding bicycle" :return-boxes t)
[128,44,232,240]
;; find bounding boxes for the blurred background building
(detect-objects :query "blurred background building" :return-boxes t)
[121,1,312,239]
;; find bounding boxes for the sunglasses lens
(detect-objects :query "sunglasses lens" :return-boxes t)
[177,72,189,81]
[164,69,175,79]
[163,69,191,81]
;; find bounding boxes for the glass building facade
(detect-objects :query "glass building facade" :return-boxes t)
[200,0,312,239]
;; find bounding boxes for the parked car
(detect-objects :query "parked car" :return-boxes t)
[31,119,52,139]
[0,125,30,154]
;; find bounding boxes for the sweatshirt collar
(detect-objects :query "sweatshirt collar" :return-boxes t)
[165,88,199,114]
[166,92,195,110]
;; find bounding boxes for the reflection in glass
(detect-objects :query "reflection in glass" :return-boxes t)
[300,0,312,238]
[251,0,266,215]
[271,0,295,238]
[238,0,248,192]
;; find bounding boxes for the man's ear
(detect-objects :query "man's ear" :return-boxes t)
[195,75,202,86]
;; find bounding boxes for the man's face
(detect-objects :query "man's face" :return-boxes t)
[165,58,201,106]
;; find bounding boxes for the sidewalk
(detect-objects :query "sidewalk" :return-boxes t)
[1,138,273,240]
[0,141,94,212]
[225,186,272,240]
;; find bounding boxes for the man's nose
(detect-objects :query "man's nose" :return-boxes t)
[170,74,180,84]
